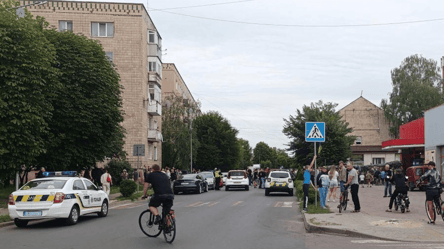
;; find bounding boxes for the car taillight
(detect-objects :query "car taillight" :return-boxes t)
[53,192,65,203]
[8,194,15,205]
[267,178,271,182]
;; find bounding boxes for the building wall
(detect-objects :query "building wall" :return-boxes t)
[162,63,195,103]
[425,104,444,175]
[22,1,162,169]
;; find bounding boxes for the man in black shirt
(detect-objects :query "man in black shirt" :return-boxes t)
[146,164,174,224]
[386,168,409,212]
[259,169,266,189]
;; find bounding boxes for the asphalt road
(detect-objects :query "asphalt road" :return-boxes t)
[0,187,438,249]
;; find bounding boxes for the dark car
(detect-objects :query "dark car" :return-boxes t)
[406,165,429,191]
[173,174,208,195]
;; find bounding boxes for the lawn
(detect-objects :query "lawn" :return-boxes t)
[0,215,11,223]
[295,180,332,214]
[110,184,144,195]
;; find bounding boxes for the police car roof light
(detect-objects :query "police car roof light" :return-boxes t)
[42,171,78,177]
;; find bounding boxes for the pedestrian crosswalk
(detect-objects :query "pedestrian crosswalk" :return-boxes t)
[110,201,295,210]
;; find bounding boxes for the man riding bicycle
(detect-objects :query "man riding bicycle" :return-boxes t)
[145,164,174,225]
[417,161,443,224]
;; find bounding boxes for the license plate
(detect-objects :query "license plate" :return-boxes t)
[182,183,189,185]
[24,211,42,217]
[235,182,241,184]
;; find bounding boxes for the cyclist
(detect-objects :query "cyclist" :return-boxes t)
[386,168,410,212]
[145,164,174,225]
[417,161,442,224]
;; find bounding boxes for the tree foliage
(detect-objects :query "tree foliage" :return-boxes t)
[253,142,273,164]
[234,138,252,169]
[283,100,355,167]
[194,111,239,172]
[381,54,444,138]
[0,2,59,183]
[161,94,201,170]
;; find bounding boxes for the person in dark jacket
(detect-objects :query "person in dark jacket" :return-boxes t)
[383,165,393,197]
[386,168,409,212]
[92,166,103,185]
[36,167,46,178]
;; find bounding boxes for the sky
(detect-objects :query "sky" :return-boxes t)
[89,0,444,150]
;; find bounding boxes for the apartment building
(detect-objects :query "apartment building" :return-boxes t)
[339,96,398,166]
[21,1,163,168]
[162,63,196,105]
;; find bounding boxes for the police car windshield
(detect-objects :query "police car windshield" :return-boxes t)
[21,180,67,190]
[270,173,289,178]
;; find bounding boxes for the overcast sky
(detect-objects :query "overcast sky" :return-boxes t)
[96,0,444,150]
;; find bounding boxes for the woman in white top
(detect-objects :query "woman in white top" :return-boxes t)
[327,166,339,202]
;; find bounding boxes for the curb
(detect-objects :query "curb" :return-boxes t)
[0,221,13,228]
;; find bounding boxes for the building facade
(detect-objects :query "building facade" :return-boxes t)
[339,96,398,166]
[425,103,444,176]
[162,63,196,104]
[22,1,163,169]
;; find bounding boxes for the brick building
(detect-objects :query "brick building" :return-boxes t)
[21,1,163,169]
[162,63,196,105]
[339,96,398,166]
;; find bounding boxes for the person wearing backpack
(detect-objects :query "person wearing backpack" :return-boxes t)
[101,168,113,196]
[316,166,330,209]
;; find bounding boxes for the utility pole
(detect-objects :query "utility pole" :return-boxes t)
[189,108,193,173]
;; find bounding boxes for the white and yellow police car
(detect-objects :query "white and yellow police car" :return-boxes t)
[8,171,109,228]
[264,170,294,196]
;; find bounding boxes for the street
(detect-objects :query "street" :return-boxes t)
[1,187,440,249]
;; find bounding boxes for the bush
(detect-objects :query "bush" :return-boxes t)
[107,160,133,186]
[120,179,137,197]
[295,168,304,181]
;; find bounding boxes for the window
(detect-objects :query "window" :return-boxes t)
[59,20,73,31]
[148,30,156,43]
[148,117,153,129]
[21,180,67,190]
[355,136,362,145]
[154,146,158,161]
[105,52,113,62]
[83,180,98,190]
[149,145,153,159]
[149,61,156,72]
[73,180,86,190]
[372,158,385,165]
[91,22,114,37]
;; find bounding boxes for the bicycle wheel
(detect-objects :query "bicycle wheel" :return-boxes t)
[425,200,436,223]
[163,214,176,243]
[139,210,162,237]
[343,192,348,211]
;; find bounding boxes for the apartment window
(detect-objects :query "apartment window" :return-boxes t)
[373,158,385,165]
[149,145,154,159]
[148,117,153,129]
[59,20,73,32]
[149,61,156,72]
[355,136,362,145]
[154,146,158,161]
[105,52,113,62]
[91,22,114,37]
[148,30,156,43]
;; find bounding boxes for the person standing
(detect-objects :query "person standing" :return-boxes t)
[121,169,129,180]
[337,161,347,193]
[345,162,360,213]
[100,168,112,196]
[317,166,330,209]
[92,166,103,186]
[259,169,266,189]
[214,168,222,190]
[247,169,253,186]
[374,168,381,185]
[386,168,410,212]
[327,166,339,202]
[359,173,365,188]
[253,169,259,188]
[302,155,317,212]
[417,161,442,224]
[383,164,393,197]
[36,167,46,178]
[365,171,373,188]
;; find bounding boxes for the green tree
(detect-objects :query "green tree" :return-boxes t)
[283,100,355,167]
[253,142,273,164]
[194,111,239,172]
[260,160,272,168]
[161,94,201,170]
[235,138,253,169]
[275,148,291,168]
[0,2,60,184]
[36,29,125,171]
[381,54,444,138]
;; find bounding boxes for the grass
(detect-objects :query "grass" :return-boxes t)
[110,184,144,195]
[115,189,153,201]
[0,214,11,223]
[299,202,332,214]
[295,180,333,214]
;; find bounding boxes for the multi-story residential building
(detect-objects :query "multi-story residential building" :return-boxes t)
[22,1,163,168]
[162,63,196,105]
[339,96,398,166]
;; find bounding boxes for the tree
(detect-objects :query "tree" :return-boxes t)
[381,54,444,138]
[283,100,355,167]
[253,142,273,164]
[235,138,253,169]
[275,148,291,168]
[194,111,239,172]
[0,1,60,185]
[161,94,201,170]
[35,29,125,171]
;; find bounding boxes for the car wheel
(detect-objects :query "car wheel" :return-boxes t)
[265,189,270,196]
[66,205,80,225]
[98,200,108,217]
[288,189,294,196]
[14,218,28,228]
[225,186,229,191]
[245,186,249,191]
[205,184,209,192]
[197,185,202,194]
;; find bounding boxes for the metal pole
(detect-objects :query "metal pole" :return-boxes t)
[314,142,317,207]
[137,155,139,193]
[16,172,19,191]
[190,118,193,173]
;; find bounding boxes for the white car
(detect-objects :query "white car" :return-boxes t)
[225,170,249,191]
[222,172,228,185]
[264,171,294,196]
[201,171,216,190]
[8,171,109,227]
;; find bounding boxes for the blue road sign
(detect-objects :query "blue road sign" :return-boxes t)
[305,122,325,142]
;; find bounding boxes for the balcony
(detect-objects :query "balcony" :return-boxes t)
[148,129,163,142]
[148,101,162,116]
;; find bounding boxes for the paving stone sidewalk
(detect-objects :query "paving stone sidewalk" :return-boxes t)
[303,184,444,242]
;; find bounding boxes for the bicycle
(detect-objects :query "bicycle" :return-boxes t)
[424,191,444,224]
[139,202,176,243]
[394,193,408,213]
[338,185,349,213]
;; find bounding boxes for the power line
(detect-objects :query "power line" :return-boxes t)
[150,8,444,28]
[150,0,254,11]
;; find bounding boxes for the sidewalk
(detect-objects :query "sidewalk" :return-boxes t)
[302,184,444,242]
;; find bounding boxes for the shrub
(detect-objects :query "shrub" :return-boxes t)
[107,160,133,186]
[120,179,137,197]
[295,168,304,181]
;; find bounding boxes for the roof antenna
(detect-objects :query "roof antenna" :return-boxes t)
[361,90,363,97]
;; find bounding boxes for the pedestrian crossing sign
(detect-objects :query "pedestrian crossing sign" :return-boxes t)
[305,122,325,142]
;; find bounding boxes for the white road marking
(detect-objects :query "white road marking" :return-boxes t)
[195,202,212,207]
[282,202,293,208]
[274,202,283,207]
[232,201,243,206]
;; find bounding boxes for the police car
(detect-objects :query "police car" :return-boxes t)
[264,170,294,196]
[8,171,109,228]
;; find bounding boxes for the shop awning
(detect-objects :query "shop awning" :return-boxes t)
[381,138,424,150]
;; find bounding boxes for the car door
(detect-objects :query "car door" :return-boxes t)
[73,179,90,207]
[83,179,102,207]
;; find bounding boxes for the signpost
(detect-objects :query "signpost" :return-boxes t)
[305,122,325,207]
[133,144,145,193]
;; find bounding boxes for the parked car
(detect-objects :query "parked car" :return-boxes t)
[264,170,294,196]
[406,165,429,191]
[201,171,215,190]
[173,174,208,194]
[8,171,109,228]
[225,170,249,191]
